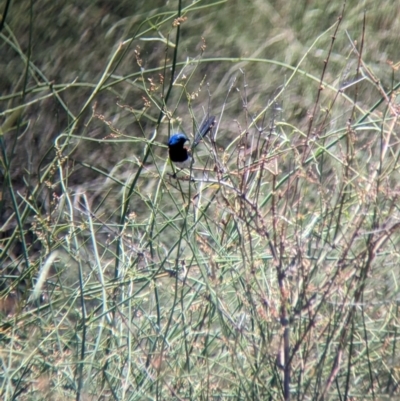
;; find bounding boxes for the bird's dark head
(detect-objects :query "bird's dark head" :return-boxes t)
[168,133,188,148]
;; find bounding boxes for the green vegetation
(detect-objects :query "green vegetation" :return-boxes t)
[1,0,400,399]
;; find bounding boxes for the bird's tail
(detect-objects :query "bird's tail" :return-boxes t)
[193,116,216,147]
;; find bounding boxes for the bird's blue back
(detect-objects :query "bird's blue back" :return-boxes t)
[168,133,188,147]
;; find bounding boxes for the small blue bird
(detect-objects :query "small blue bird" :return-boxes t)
[168,116,216,170]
